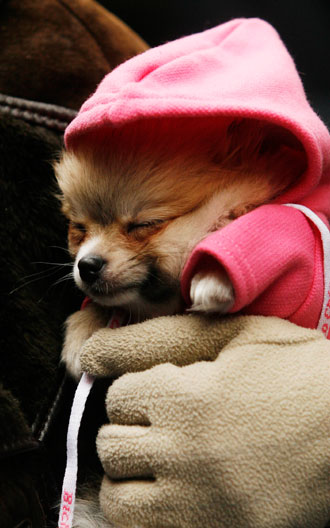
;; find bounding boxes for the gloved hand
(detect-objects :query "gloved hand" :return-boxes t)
[81,315,330,528]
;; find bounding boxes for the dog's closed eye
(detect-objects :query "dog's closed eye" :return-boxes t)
[71,222,87,232]
[126,220,166,240]
[127,219,164,232]
[68,221,88,249]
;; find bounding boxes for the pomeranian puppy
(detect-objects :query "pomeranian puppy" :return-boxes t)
[55,116,305,380]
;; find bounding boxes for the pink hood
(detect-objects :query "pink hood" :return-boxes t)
[65,18,330,216]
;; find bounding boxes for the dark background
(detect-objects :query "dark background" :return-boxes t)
[99,0,330,126]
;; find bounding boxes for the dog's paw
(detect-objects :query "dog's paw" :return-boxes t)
[189,268,234,314]
[61,305,109,379]
[61,311,88,379]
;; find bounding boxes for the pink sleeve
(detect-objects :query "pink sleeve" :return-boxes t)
[181,204,324,329]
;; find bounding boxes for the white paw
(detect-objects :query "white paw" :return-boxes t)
[189,269,234,314]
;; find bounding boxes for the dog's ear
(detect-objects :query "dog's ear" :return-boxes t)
[230,118,305,157]
[224,118,307,183]
[258,122,307,185]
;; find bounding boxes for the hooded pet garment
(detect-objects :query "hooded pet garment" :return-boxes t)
[65,18,330,332]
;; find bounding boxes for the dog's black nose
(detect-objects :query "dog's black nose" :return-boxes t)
[78,255,106,284]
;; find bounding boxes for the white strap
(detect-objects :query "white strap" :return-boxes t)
[58,310,126,528]
[58,373,94,528]
[285,203,330,337]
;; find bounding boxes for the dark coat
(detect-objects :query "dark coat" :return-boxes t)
[0,1,147,525]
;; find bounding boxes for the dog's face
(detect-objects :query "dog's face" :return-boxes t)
[55,118,306,319]
[55,145,234,319]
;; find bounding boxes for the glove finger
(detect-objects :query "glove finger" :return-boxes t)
[80,313,245,378]
[99,474,210,528]
[97,423,169,481]
[105,364,180,425]
[99,475,160,528]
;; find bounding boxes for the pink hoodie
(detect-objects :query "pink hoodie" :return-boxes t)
[65,18,330,334]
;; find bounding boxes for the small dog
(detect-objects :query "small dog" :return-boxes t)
[55,116,305,379]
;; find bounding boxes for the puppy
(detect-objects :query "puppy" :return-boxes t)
[55,116,305,379]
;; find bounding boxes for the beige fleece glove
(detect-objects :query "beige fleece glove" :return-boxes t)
[81,315,330,528]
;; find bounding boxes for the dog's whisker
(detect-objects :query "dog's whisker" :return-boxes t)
[36,272,74,304]
[128,306,133,325]
[9,266,72,295]
[136,303,141,324]
[50,272,74,288]
[48,245,71,254]
[14,263,71,284]
[32,260,73,267]
[126,262,143,272]
[15,270,55,284]
[145,269,170,287]
[16,262,72,285]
